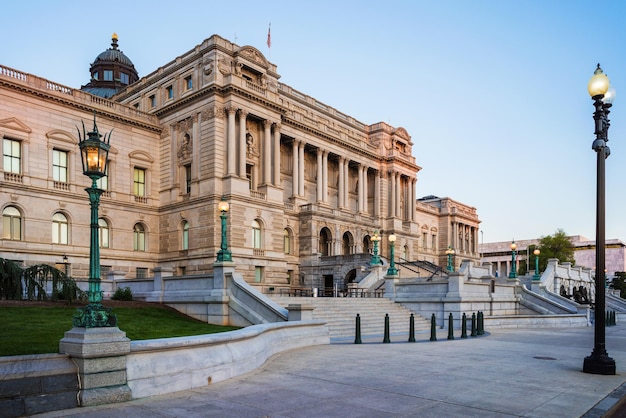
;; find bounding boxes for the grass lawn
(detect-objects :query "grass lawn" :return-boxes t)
[0,302,240,356]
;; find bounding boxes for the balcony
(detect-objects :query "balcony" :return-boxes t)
[3,172,23,183]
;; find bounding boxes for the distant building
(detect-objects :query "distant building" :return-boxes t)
[0,33,480,292]
[479,236,626,279]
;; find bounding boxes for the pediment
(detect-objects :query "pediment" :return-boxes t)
[0,117,32,134]
[236,46,269,69]
[129,150,154,163]
[46,129,76,145]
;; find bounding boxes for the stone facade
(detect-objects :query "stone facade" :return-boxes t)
[0,34,480,292]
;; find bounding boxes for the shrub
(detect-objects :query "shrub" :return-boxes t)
[112,287,133,301]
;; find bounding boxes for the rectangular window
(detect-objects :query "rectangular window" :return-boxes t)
[422,232,428,249]
[149,95,156,108]
[104,70,113,81]
[166,85,173,99]
[133,168,146,197]
[254,266,263,283]
[93,71,99,80]
[120,72,129,84]
[52,150,68,183]
[185,164,191,193]
[432,234,436,250]
[3,138,21,174]
[185,75,192,90]
[96,175,108,191]
[136,267,148,279]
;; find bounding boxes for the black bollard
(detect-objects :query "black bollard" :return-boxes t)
[611,310,616,326]
[430,313,437,341]
[606,310,610,326]
[447,313,455,340]
[383,313,391,343]
[461,313,468,338]
[354,313,362,344]
[408,313,416,342]
[471,312,477,337]
[477,311,484,335]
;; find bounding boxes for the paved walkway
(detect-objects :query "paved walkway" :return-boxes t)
[34,325,626,417]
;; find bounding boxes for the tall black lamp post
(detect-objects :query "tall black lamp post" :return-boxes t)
[216,197,232,262]
[387,234,398,276]
[73,114,117,328]
[583,64,616,375]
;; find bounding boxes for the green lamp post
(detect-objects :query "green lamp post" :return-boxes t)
[508,241,517,279]
[73,114,116,328]
[533,248,541,280]
[216,197,232,262]
[446,246,455,272]
[370,230,381,265]
[387,234,398,276]
[583,64,616,375]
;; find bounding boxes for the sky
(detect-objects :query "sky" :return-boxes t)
[2,0,626,244]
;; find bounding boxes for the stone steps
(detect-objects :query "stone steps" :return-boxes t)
[270,296,430,340]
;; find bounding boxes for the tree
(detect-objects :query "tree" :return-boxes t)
[537,229,575,271]
[611,271,626,298]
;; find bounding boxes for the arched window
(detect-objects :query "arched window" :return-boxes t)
[2,206,22,240]
[283,228,291,254]
[52,212,68,244]
[319,227,332,256]
[133,223,146,251]
[363,235,371,254]
[182,221,189,250]
[252,220,262,249]
[99,218,110,248]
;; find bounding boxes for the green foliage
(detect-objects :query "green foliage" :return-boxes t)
[0,304,240,356]
[611,271,626,298]
[0,258,86,303]
[112,287,133,301]
[538,229,575,271]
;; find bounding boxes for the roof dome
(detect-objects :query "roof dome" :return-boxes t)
[94,33,135,67]
[81,33,139,98]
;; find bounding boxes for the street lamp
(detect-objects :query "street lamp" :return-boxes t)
[446,246,455,272]
[370,230,381,265]
[583,64,616,375]
[62,254,69,276]
[387,234,398,276]
[73,113,116,327]
[216,197,232,262]
[533,248,541,280]
[508,241,517,279]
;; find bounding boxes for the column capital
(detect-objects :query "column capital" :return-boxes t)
[226,105,238,115]
[263,119,272,128]
[237,109,248,118]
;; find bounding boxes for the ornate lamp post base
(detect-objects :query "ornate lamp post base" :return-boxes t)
[73,303,118,328]
[583,351,616,375]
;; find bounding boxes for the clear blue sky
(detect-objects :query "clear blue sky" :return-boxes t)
[3,0,626,244]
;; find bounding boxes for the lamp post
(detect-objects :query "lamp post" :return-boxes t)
[508,241,517,279]
[446,246,455,272]
[62,254,69,276]
[216,197,232,262]
[73,114,116,328]
[533,248,541,280]
[370,230,381,265]
[583,64,616,375]
[387,234,398,276]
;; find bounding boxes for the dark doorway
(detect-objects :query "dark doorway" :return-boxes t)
[323,274,334,297]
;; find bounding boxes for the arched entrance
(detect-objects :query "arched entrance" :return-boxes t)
[342,231,354,255]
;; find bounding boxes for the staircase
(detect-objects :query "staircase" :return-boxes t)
[270,296,430,341]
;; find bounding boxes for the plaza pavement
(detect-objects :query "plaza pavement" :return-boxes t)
[33,325,626,418]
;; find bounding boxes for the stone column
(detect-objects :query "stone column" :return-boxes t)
[410,178,416,221]
[343,161,349,208]
[375,170,381,217]
[357,164,363,212]
[292,140,299,197]
[273,123,281,186]
[316,148,323,202]
[238,110,248,177]
[263,120,272,185]
[227,106,237,175]
[389,171,395,217]
[322,151,328,203]
[298,142,305,196]
[363,166,368,214]
[338,157,345,208]
[395,173,402,219]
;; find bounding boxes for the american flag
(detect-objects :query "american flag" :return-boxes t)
[267,23,271,48]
